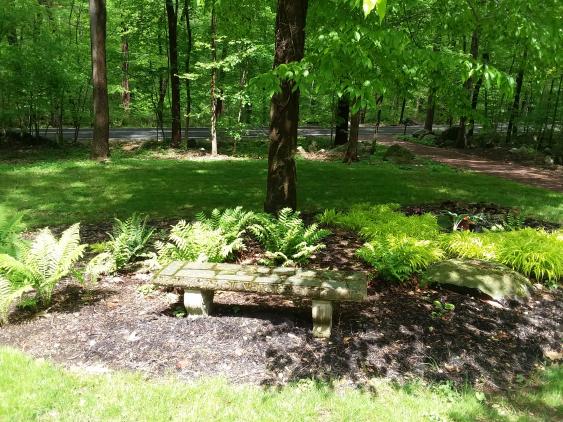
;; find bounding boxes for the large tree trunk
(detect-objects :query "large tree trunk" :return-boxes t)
[166,0,181,147]
[334,96,349,146]
[264,0,308,214]
[184,0,192,142]
[89,0,110,160]
[506,49,527,145]
[456,30,479,148]
[210,0,218,155]
[424,88,436,132]
[344,106,360,164]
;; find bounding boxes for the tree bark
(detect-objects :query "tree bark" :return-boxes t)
[264,0,308,214]
[398,97,406,124]
[344,107,360,164]
[424,88,436,132]
[468,52,489,138]
[456,30,479,148]
[334,96,349,146]
[506,50,527,145]
[89,0,110,160]
[166,0,181,147]
[183,0,192,143]
[210,0,218,155]
[121,33,131,111]
[548,74,562,146]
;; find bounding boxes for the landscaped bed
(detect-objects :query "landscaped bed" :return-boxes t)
[1,213,561,391]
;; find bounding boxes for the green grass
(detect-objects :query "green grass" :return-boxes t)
[0,347,560,421]
[1,149,561,227]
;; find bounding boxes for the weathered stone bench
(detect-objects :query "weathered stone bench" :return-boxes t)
[152,262,368,338]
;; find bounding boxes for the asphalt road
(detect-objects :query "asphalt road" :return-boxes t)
[39,125,436,141]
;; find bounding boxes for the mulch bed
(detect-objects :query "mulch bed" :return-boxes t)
[2,223,561,391]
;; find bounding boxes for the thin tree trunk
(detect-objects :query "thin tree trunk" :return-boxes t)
[334,96,349,146]
[183,0,192,143]
[166,0,181,147]
[548,74,562,146]
[424,88,436,132]
[398,97,406,124]
[210,0,218,155]
[344,106,360,163]
[468,52,488,138]
[89,0,110,160]
[264,0,308,214]
[121,32,131,111]
[456,30,478,148]
[506,49,527,144]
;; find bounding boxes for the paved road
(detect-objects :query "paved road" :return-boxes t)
[40,125,435,141]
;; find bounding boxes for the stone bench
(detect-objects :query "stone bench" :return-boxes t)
[152,262,368,338]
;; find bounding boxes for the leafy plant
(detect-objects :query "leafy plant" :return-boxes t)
[250,208,330,266]
[319,204,441,241]
[85,214,154,283]
[357,235,444,282]
[0,276,32,325]
[195,206,258,244]
[108,214,155,269]
[431,299,455,319]
[0,224,86,305]
[0,207,26,256]
[442,231,498,261]
[503,211,525,231]
[495,229,562,286]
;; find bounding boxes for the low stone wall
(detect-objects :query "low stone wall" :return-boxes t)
[154,262,367,301]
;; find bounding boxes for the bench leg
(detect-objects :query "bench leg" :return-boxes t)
[183,289,214,316]
[312,300,333,338]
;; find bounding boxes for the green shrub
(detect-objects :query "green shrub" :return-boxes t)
[357,235,444,282]
[250,208,330,266]
[442,231,498,261]
[0,224,86,305]
[495,229,562,285]
[195,206,258,245]
[319,204,441,241]
[0,207,26,256]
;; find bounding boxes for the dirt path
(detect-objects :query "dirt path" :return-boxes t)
[378,137,563,192]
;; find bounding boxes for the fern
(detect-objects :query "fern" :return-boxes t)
[0,276,31,325]
[357,235,444,282]
[196,206,258,243]
[108,214,154,269]
[0,207,26,256]
[250,208,330,266]
[0,224,86,305]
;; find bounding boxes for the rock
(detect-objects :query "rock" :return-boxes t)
[438,126,460,145]
[382,144,415,164]
[544,155,555,166]
[296,145,307,155]
[412,129,430,139]
[424,259,531,300]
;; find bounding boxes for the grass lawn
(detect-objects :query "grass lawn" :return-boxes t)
[1,148,562,227]
[0,347,560,422]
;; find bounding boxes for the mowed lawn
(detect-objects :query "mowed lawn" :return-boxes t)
[1,154,562,227]
[0,347,561,422]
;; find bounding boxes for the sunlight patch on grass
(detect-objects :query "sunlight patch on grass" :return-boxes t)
[0,347,559,421]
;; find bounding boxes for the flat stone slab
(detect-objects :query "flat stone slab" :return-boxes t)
[424,258,531,300]
[153,262,368,301]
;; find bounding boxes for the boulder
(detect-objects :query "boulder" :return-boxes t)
[424,259,530,300]
[412,129,430,139]
[382,144,415,164]
[438,126,460,146]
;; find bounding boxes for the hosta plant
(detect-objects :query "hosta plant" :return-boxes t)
[0,224,86,305]
[357,235,444,282]
[250,208,330,266]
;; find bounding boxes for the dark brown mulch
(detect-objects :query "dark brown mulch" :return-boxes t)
[1,229,561,391]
